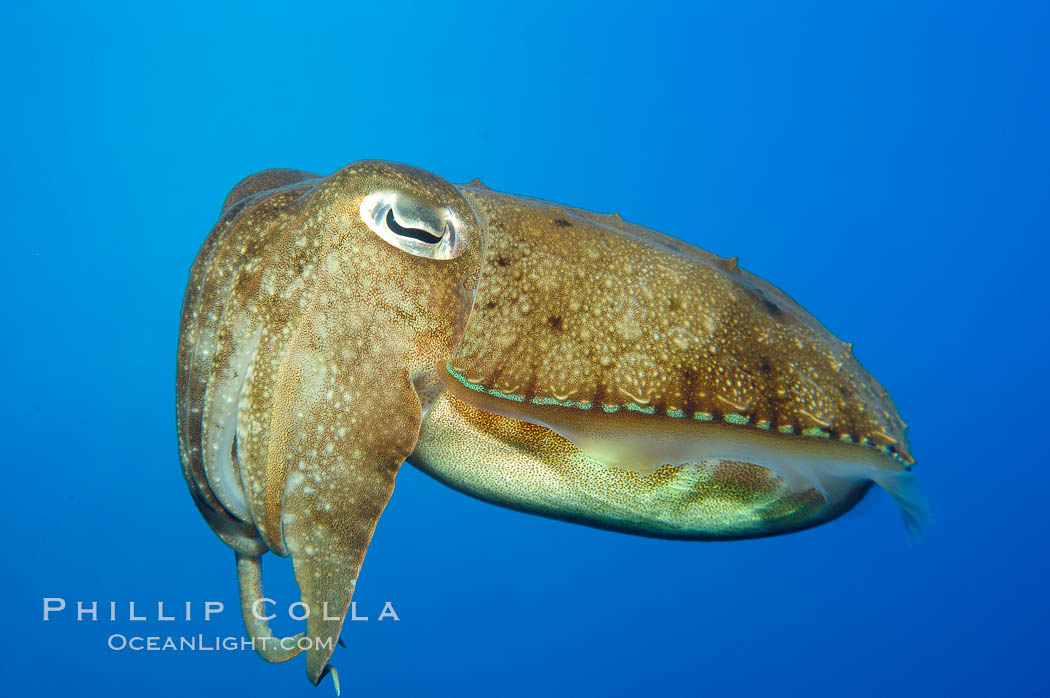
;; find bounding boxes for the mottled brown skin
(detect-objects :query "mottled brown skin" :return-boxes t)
[176,160,917,688]
[451,186,909,461]
[177,161,481,684]
[177,169,323,556]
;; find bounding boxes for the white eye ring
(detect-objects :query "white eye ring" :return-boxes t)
[360,191,464,260]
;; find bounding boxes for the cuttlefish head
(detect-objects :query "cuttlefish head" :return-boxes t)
[176,161,482,687]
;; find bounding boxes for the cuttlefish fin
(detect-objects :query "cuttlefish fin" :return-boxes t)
[869,469,930,541]
[442,372,930,538]
[267,324,423,687]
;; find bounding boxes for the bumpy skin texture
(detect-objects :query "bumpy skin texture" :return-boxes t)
[451,186,909,460]
[176,160,915,687]
[177,161,481,684]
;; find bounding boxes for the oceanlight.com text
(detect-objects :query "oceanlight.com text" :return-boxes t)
[106,634,336,653]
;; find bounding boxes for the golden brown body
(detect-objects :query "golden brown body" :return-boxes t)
[452,185,909,460]
[176,160,925,688]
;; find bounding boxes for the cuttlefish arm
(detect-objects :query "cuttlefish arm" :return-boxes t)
[265,321,421,683]
[231,332,421,680]
[176,161,483,687]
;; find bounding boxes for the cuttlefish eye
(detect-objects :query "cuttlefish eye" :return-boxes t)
[360,190,463,260]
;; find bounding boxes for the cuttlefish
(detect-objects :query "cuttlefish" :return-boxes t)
[176,160,926,688]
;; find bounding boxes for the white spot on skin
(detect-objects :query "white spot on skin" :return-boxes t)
[325,253,341,275]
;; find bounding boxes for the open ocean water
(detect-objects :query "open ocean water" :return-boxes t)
[3,2,1048,696]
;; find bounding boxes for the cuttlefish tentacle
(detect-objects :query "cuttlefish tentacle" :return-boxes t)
[235,552,307,663]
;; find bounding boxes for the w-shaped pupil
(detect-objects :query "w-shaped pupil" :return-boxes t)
[386,208,442,244]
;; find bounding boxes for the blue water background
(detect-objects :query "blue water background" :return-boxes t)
[3,2,1048,696]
